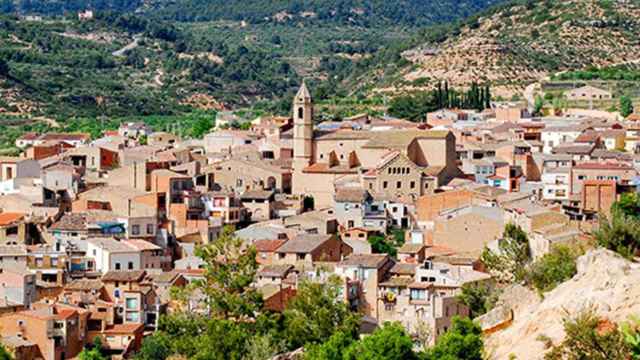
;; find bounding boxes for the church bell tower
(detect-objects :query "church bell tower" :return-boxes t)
[293,82,314,174]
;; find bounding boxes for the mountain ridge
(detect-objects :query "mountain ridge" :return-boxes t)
[1,0,506,26]
[369,0,640,97]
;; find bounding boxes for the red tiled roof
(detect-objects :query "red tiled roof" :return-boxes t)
[102,323,143,334]
[39,133,90,141]
[19,132,39,141]
[573,163,633,170]
[302,163,358,174]
[56,309,77,320]
[123,240,161,251]
[0,212,25,226]
[176,269,205,275]
[254,239,287,252]
[575,131,600,143]
[424,244,457,257]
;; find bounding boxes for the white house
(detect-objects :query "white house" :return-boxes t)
[541,167,571,203]
[87,238,141,273]
[541,126,585,154]
[565,85,612,101]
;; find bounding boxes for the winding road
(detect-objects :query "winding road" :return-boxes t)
[112,35,141,57]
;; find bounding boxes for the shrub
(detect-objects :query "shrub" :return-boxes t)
[456,282,500,318]
[545,308,628,360]
[526,245,579,293]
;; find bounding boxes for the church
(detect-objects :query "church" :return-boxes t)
[291,83,462,208]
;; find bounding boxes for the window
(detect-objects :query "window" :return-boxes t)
[115,263,121,270]
[131,225,140,235]
[128,262,134,270]
[410,181,415,189]
[114,289,120,298]
[410,289,426,301]
[147,224,154,234]
[298,107,304,119]
[383,181,388,189]
[51,258,58,266]
[125,298,138,310]
[125,312,140,322]
[396,181,401,189]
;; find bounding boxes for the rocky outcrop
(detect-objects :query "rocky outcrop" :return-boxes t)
[485,249,640,359]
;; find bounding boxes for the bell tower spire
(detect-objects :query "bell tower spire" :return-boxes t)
[292,81,314,192]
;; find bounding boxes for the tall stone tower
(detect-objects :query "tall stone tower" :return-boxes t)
[293,82,314,175]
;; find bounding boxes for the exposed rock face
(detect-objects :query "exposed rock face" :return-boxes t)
[485,249,640,359]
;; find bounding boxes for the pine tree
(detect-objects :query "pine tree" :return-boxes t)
[444,81,450,108]
[484,85,491,109]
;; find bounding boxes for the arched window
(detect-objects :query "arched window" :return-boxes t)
[298,107,304,119]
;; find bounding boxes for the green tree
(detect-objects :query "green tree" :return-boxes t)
[343,322,418,360]
[245,334,285,360]
[622,316,640,359]
[621,95,634,118]
[534,95,544,116]
[193,225,262,319]
[136,332,172,360]
[368,235,397,257]
[456,283,498,318]
[305,330,356,360]
[284,276,359,349]
[79,337,106,360]
[138,134,148,145]
[0,59,8,77]
[0,344,12,360]
[526,245,579,293]
[480,224,531,283]
[426,317,484,360]
[611,192,640,220]
[595,209,640,259]
[545,308,628,360]
[191,116,214,138]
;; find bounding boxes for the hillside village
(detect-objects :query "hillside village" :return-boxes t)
[0,78,639,359]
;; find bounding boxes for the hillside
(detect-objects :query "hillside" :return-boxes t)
[2,0,505,26]
[371,0,640,97]
[0,0,510,121]
[0,13,301,118]
[483,249,640,359]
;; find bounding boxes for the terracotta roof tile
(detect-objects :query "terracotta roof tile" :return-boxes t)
[0,212,25,226]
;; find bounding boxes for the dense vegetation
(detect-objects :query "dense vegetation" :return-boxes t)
[470,223,583,317]
[596,192,640,259]
[554,65,640,82]
[1,0,506,27]
[388,82,491,121]
[542,309,640,360]
[133,226,484,360]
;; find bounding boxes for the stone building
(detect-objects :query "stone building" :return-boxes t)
[290,83,461,207]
